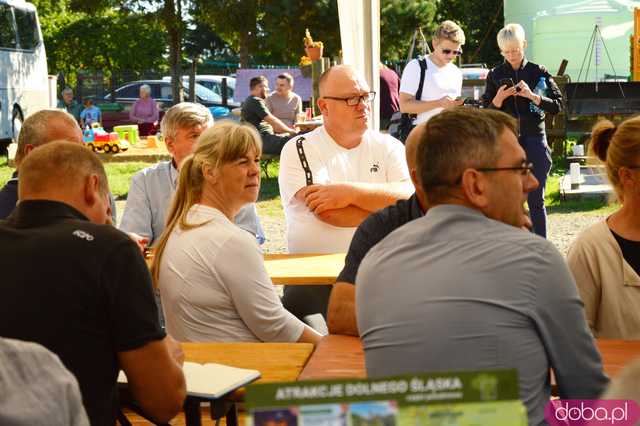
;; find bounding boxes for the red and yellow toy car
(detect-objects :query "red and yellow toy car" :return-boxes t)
[83,123,130,153]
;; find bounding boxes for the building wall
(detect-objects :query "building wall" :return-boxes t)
[504,0,640,80]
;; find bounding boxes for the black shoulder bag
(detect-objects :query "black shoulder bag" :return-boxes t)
[389,57,428,143]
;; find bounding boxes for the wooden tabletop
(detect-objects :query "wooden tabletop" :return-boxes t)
[298,335,365,381]
[297,336,640,382]
[183,342,314,384]
[295,119,323,132]
[596,339,640,378]
[263,253,346,285]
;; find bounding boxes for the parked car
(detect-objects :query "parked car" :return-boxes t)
[461,63,489,101]
[162,75,239,107]
[99,79,231,131]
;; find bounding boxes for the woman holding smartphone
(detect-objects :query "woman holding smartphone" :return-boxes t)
[481,23,563,238]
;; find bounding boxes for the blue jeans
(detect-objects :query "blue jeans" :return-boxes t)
[519,134,552,238]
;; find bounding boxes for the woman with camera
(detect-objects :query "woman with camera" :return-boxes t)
[481,23,563,238]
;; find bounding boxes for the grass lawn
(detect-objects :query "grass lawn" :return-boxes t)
[0,156,619,219]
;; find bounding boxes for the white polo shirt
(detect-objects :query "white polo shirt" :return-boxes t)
[278,126,409,253]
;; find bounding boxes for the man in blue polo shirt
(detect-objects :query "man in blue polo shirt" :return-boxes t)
[326,124,427,336]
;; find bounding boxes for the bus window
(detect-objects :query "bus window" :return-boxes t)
[0,4,17,49]
[14,8,39,50]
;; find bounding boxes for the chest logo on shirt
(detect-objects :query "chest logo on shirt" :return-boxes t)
[73,230,94,241]
[370,162,380,173]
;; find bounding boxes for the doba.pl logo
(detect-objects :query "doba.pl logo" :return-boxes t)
[545,400,640,425]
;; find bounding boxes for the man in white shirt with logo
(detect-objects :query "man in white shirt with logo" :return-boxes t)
[278,65,412,322]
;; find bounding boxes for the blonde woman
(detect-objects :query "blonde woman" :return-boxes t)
[481,23,563,238]
[151,121,321,344]
[399,20,466,125]
[567,117,640,339]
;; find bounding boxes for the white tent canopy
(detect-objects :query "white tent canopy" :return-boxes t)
[337,0,380,131]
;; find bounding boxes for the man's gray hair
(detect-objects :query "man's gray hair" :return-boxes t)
[417,108,516,205]
[61,87,73,96]
[140,84,151,95]
[160,102,213,140]
[15,109,78,165]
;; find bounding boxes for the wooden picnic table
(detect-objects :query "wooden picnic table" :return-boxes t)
[146,252,346,285]
[298,335,365,381]
[180,342,314,425]
[263,253,346,285]
[182,342,314,384]
[298,335,640,382]
[122,342,313,426]
[295,118,323,132]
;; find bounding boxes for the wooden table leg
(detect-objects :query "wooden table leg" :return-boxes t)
[184,398,202,426]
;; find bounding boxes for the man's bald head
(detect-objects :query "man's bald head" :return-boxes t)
[404,123,428,211]
[19,141,111,225]
[15,109,83,166]
[319,65,367,97]
[405,123,427,172]
[317,65,372,143]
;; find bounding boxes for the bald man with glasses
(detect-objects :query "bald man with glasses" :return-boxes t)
[277,65,414,325]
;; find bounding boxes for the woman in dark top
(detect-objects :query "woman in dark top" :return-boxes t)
[567,116,640,339]
[482,23,563,238]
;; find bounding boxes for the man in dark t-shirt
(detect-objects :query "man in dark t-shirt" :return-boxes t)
[0,142,186,425]
[241,75,298,155]
[379,64,400,129]
[326,124,427,336]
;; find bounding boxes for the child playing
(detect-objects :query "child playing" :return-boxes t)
[80,99,102,128]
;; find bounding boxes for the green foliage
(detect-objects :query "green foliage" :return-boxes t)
[53,11,166,75]
[381,0,437,63]
[0,157,13,187]
[195,0,264,67]
[33,0,166,79]
[259,0,340,65]
[104,162,153,198]
[435,0,504,67]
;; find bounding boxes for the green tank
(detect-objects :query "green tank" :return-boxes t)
[504,0,635,81]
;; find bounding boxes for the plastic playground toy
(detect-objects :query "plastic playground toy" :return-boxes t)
[83,123,130,153]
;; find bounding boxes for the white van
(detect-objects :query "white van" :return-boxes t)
[0,0,48,146]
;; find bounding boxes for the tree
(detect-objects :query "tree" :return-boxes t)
[163,0,186,104]
[435,0,504,67]
[258,0,340,65]
[195,0,263,67]
[381,0,437,63]
[48,11,165,79]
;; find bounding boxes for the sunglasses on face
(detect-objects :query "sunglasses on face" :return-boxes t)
[441,48,463,56]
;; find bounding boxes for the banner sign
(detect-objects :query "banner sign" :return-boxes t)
[246,369,527,426]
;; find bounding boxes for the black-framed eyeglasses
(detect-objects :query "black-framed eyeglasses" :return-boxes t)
[323,91,376,106]
[429,162,534,188]
[441,48,463,56]
[477,162,535,176]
